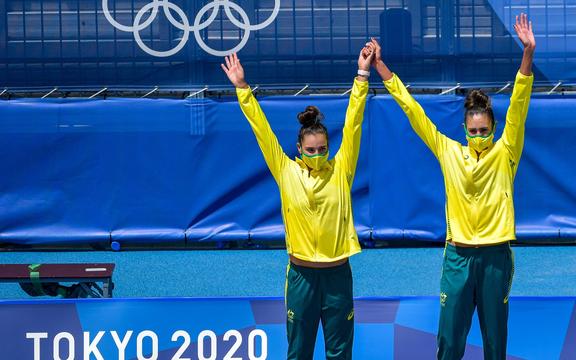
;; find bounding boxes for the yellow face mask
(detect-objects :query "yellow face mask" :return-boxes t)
[465,127,495,153]
[301,151,329,170]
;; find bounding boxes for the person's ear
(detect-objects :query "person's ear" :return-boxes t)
[297,143,302,154]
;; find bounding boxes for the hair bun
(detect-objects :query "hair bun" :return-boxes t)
[297,105,324,126]
[465,90,491,111]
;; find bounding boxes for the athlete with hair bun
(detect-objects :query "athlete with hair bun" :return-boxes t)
[221,46,374,359]
[367,13,535,360]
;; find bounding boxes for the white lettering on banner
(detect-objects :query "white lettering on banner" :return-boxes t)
[137,330,159,360]
[83,331,105,360]
[53,332,75,360]
[26,332,48,360]
[248,329,268,360]
[25,329,268,359]
[197,330,217,360]
[102,0,281,57]
[171,330,191,360]
[223,330,242,360]
[111,330,133,360]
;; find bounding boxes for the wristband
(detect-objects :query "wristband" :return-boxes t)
[357,69,370,77]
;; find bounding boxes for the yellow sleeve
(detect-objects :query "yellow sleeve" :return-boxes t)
[236,87,289,183]
[501,71,534,163]
[384,74,447,158]
[334,79,369,183]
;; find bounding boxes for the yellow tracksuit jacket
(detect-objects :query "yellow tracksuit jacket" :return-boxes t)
[236,79,368,261]
[384,72,533,245]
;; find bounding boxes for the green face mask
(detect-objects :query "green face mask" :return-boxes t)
[465,127,495,153]
[301,151,329,170]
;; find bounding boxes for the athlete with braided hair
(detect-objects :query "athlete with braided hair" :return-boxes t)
[368,13,535,359]
[221,46,374,359]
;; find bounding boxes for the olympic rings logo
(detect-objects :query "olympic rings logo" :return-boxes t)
[102,0,281,57]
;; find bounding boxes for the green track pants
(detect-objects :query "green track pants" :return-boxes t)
[437,242,514,360]
[285,261,354,360]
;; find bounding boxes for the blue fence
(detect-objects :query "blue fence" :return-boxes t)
[0,91,575,245]
[0,0,575,88]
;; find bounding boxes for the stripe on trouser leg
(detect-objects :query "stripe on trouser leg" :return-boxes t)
[504,246,515,304]
[285,263,290,308]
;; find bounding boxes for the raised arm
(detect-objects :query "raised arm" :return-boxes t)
[502,13,535,163]
[334,47,373,182]
[221,53,288,182]
[369,39,447,158]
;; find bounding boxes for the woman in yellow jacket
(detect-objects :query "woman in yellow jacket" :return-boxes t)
[221,47,374,359]
[367,14,535,360]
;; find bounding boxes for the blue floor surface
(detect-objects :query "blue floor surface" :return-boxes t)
[1,246,575,298]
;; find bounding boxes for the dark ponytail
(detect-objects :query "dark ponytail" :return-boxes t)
[464,90,495,126]
[297,106,328,144]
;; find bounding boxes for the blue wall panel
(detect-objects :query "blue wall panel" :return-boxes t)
[0,93,575,245]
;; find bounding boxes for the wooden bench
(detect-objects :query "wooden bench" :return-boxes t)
[0,263,115,298]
